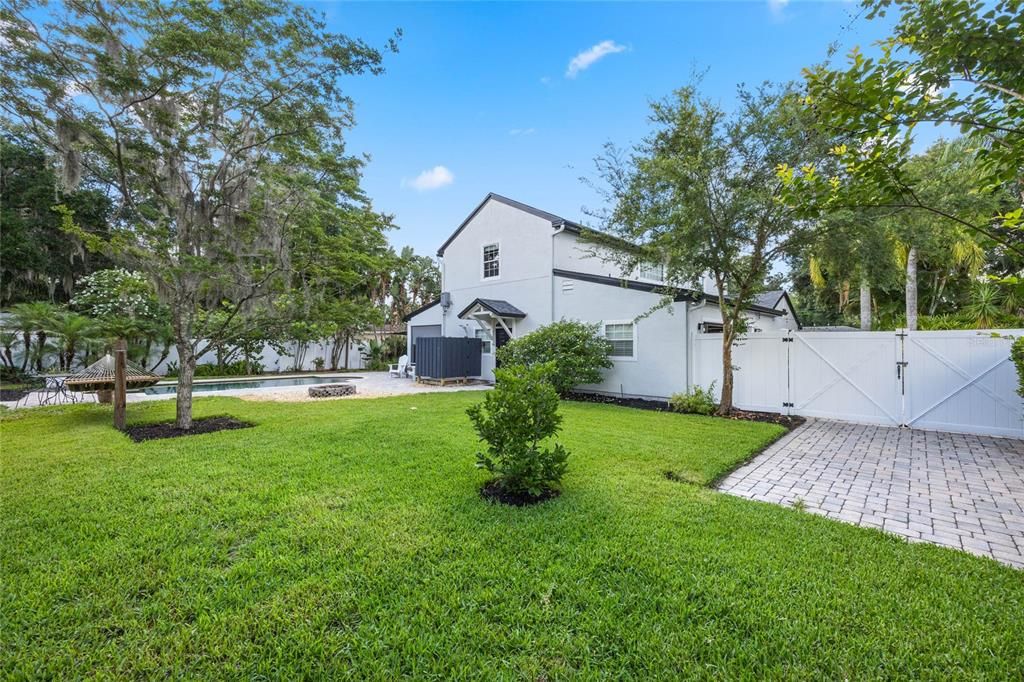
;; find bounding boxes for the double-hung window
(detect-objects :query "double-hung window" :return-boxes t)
[482,243,500,279]
[638,261,664,282]
[603,320,636,360]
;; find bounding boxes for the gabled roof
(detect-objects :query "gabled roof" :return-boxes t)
[402,298,440,322]
[751,289,801,328]
[753,290,785,310]
[437,193,585,257]
[458,298,527,319]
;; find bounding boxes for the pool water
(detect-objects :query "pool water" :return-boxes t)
[141,375,359,395]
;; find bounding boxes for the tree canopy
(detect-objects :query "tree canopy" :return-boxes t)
[1,0,397,427]
[590,82,827,413]
[779,0,1023,249]
[0,137,112,306]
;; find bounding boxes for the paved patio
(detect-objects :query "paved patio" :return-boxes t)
[0,371,490,409]
[718,419,1024,569]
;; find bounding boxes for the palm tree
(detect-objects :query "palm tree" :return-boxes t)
[7,302,58,372]
[965,282,1003,329]
[46,310,100,371]
[0,327,19,370]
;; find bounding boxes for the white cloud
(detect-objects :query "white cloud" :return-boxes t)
[508,128,536,136]
[540,76,552,86]
[404,165,454,191]
[767,0,790,17]
[565,40,627,79]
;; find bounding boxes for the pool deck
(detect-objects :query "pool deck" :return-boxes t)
[1,371,490,409]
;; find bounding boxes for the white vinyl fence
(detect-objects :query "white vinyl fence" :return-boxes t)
[146,339,368,374]
[692,329,1024,438]
[9,338,368,375]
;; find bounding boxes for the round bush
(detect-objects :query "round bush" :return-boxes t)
[495,319,613,396]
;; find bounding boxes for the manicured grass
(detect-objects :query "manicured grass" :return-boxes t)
[2,394,1022,678]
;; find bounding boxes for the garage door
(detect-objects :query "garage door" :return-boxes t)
[409,325,441,362]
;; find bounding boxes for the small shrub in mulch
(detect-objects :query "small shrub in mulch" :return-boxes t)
[124,416,253,442]
[480,480,560,507]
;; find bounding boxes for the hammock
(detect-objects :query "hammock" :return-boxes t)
[65,354,162,392]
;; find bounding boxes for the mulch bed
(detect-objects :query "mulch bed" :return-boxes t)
[724,409,805,429]
[564,391,805,430]
[0,389,30,402]
[124,416,254,442]
[564,391,672,412]
[480,480,561,507]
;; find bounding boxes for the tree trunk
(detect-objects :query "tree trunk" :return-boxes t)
[929,273,947,316]
[148,341,171,373]
[329,331,342,370]
[859,279,872,331]
[175,341,196,430]
[19,332,30,371]
[716,321,735,416]
[906,245,919,331]
[34,332,46,372]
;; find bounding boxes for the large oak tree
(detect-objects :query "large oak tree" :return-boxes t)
[590,84,826,414]
[1,0,395,428]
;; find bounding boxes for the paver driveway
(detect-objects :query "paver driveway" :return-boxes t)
[718,419,1024,568]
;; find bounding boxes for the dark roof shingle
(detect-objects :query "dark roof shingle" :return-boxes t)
[457,298,527,319]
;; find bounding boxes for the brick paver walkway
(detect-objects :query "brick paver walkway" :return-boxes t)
[718,419,1024,568]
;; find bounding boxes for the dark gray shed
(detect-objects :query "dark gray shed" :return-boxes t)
[415,337,482,380]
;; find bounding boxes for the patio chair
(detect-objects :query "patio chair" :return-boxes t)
[388,355,409,378]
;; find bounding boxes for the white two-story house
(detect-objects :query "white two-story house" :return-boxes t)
[404,193,799,399]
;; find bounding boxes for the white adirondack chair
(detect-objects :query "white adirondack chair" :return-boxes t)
[388,354,409,378]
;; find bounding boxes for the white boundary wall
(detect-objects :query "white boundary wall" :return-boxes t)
[147,339,368,374]
[692,329,1024,438]
[10,338,368,375]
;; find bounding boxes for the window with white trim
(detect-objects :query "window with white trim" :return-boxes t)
[638,261,664,281]
[603,320,636,359]
[482,243,500,279]
[474,328,492,354]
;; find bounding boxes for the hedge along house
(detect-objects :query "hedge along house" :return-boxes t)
[404,193,798,399]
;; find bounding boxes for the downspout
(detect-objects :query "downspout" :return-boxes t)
[686,297,707,392]
[439,256,447,337]
[551,223,567,324]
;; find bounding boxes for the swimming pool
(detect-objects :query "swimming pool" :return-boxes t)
[141,375,360,395]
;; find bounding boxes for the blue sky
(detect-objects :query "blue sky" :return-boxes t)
[318,1,899,257]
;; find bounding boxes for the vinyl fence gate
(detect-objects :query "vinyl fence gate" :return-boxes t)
[691,329,1024,438]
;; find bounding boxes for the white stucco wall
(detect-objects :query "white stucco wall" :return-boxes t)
[553,231,626,278]
[430,199,560,378]
[554,275,689,400]
[405,196,793,390]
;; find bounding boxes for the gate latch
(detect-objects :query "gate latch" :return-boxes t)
[896,360,908,379]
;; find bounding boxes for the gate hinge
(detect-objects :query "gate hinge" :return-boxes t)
[782,401,794,407]
[781,337,794,343]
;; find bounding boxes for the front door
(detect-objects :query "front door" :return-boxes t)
[494,327,510,368]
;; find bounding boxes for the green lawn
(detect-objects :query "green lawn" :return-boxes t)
[2,394,1021,678]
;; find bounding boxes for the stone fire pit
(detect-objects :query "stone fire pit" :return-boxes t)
[308,383,356,398]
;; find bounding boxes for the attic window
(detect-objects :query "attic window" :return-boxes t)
[639,262,664,281]
[482,243,500,279]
